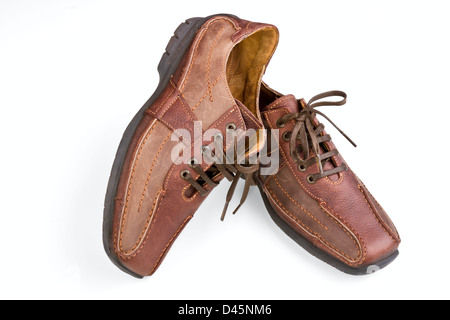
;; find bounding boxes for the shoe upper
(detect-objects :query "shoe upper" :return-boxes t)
[109,16,279,276]
[258,83,401,268]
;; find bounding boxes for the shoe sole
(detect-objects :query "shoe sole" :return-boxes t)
[256,181,399,275]
[102,14,238,278]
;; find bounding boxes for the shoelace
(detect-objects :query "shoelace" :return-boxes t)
[180,133,259,221]
[276,91,357,183]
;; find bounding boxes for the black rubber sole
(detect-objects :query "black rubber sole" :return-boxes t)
[102,14,237,278]
[256,181,399,275]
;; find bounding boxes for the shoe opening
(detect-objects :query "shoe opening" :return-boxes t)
[226,28,279,118]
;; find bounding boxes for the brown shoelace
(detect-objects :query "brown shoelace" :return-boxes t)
[276,91,357,183]
[180,133,259,221]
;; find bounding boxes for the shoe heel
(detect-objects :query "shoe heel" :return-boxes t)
[157,17,205,84]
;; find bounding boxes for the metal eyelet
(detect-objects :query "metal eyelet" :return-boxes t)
[282,131,291,142]
[306,175,316,184]
[201,145,211,155]
[188,157,198,168]
[226,122,237,131]
[180,170,191,179]
[298,164,307,172]
[276,119,286,128]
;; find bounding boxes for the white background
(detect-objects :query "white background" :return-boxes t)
[1,0,449,300]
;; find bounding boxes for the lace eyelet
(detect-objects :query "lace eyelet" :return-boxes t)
[298,164,307,172]
[201,145,211,154]
[306,175,316,184]
[180,170,191,180]
[188,158,198,168]
[226,122,237,131]
[276,119,286,128]
[282,131,291,142]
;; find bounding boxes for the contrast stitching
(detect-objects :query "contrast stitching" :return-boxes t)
[265,95,296,111]
[154,87,175,114]
[149,215,193,275]
[137,132,173,212]
[325,171,344,185]
[220,22,240,104]
[358,184,399,244]
[154,117,174,132]
[115,121,158,254]
[169,79,177,89]
[266,112,365,263]
[177,94,196,122]
[180,18,237,93]
[190,107,237,150]
[206,27,225,102]
[272,176,329,231]
[163,163,177,191]
[192,75,221,111]
[236,105,246,132]
[146,94,179,119]
[266,186,360,262]
[117,189,163,257]
[215,107,236,128]
[182,184,199,202]
[148,95,195,137]
[319,203,365,265]
[364,185,401,241]
[117,190,166,260]
[179,28,208,93]
[160,95,180,119]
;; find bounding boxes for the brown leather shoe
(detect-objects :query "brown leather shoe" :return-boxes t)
[103,15,279,277]
[257,83,401,275]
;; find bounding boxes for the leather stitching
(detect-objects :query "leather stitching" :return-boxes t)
[265,95,296,111]
[324,172,344,185]
[160,96,180,119]
[190,107,243,155]
[116,189,166,260]
[319,203,366,265]
[264,109,367,263]
[265,186,361,262]
[192,75,221,111]
[272,176,329,231]
[177,94,197,122]
[263,110,365,263]
[116,189,163,258]
[206,27,225,102]
[147,94,197,133]
[137,132,173,212]
[364,185,401,241]
[115,121,158,255]
[180,18,238,93]
[146,94,177,118]
[153,87,175,114]
[263,169,360,261]
[357,183,400,244]
[182,184,199,202]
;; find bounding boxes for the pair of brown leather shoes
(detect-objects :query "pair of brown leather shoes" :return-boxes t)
[103,14,400,278]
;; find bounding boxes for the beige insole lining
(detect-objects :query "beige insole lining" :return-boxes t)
[226,28,279,117]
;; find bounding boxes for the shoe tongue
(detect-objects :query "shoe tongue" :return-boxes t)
[261,94,307,114]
